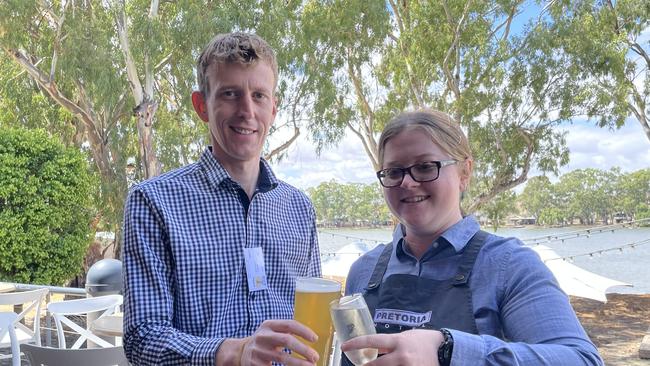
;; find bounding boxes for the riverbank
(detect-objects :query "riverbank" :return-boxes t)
[572,293,650,365]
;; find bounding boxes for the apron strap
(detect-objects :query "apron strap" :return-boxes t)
[452,230,489,286]
[365,243,393,290]
[364,230,489,290]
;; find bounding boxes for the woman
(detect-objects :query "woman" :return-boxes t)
[340,109,603,366]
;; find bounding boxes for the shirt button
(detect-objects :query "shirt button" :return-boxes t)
[432,242,439,249]
[454,274,465,281]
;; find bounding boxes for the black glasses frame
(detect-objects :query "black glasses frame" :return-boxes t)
[376,160,458,188]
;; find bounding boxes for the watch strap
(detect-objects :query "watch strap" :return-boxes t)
[438,328,454,366]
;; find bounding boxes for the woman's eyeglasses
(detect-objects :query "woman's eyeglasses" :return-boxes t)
[376,160,458,188]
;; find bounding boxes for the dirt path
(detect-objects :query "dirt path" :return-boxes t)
[572,293,650,365]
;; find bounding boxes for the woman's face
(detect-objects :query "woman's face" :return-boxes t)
[381,127,469,240]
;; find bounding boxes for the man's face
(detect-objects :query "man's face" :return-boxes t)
[192,61,277,171]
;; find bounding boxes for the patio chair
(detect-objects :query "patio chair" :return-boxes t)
[0,312,20,366]
[47,294,122,349]
[21,343,129,366]
[0,288,49,365]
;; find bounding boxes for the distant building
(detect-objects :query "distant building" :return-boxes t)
[507,216,537,226]
[613,212,631,224]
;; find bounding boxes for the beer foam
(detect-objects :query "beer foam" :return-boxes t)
[295,277,341,293]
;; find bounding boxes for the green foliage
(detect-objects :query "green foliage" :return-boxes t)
[307,180,391,225]
[290,0,588,213]
[481,189,517,231]
[0,128,95,285]
[2,0,648,241]
[517,168,649,226]
[0,1,305,251]
[615,168,650,218]
[519,175,554,220]
[555,168,617,225]
[541,0,650,141]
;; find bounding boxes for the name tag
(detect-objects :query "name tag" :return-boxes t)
[374,308,432,327]
[243,247,268,292]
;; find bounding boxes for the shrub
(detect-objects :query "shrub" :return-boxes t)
[0,128,95,285]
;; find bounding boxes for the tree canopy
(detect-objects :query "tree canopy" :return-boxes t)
[0,0,308,254]
[307,181,391,226]
[540,0,650,142]
[1,1,648,257]
[518,168,650,226]
[290,0,585,213]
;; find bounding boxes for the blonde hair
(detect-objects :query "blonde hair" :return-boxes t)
[196,32,278,95]
[378,109,473,173]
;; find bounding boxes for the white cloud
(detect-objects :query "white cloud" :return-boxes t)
[270,131,377,190]
[557,121,650,175]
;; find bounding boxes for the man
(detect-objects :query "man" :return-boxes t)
[122,32,321,366]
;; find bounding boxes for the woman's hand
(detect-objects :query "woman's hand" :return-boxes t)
[341,329,444,366]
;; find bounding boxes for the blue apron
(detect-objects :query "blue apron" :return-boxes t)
[340,230,489,365]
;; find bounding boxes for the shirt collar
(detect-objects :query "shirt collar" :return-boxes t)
[392,215,481,256]
[199,148,279,192]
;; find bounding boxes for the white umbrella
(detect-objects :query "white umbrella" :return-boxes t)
[530,245,632,302]
[322,242,379,278]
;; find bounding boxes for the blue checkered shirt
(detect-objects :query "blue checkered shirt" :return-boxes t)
[122,149,321,365]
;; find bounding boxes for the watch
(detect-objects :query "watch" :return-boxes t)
[438,328,454,366]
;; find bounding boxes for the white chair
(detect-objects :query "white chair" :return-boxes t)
[0,288,49,365]
[0,312,20,366]
[47,294,122,349]
[21,343,129,366]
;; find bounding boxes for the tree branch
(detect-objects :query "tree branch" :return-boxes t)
[441,0,473,100]
[467,127,533,213]
[116,4,143,104]
[264,126,300,160]
[387,0,424,106]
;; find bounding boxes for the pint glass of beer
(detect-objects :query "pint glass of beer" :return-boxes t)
[293,277,342,366]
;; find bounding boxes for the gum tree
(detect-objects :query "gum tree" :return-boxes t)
[0,1,304,255]
[291,0,583,213]
[542,0,650,142]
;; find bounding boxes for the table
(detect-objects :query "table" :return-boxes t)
[91,314,123,337]
[0,282,15,293]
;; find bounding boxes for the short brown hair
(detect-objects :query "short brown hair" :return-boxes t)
[378,109,473,173]
[196,32,278,95]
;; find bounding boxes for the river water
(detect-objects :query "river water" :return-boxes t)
[317,224,650,294]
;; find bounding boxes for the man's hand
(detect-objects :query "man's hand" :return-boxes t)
[216,319,320,366]
[341,329,444,366]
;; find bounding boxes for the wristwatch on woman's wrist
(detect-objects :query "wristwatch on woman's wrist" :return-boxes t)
[438,328,454,366]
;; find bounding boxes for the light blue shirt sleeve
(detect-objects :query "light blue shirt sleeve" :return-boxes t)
[450,244,603,365]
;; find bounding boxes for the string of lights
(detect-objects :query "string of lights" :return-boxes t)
[318,219,650,258]
[320,252,365,258]
[318,230,387,244]
[536,238,650,263]
[522,217,650,245]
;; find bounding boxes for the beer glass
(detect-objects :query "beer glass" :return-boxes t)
[293,277,342,366]
[330,293,378,366]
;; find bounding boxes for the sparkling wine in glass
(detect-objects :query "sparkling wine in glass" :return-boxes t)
[330,294,378,365]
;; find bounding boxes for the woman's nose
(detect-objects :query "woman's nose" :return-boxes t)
[400,171,420,188]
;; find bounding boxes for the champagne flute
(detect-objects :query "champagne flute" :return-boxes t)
[330,294,378,365]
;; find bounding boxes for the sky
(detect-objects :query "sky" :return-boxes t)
[269,119,650,192]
